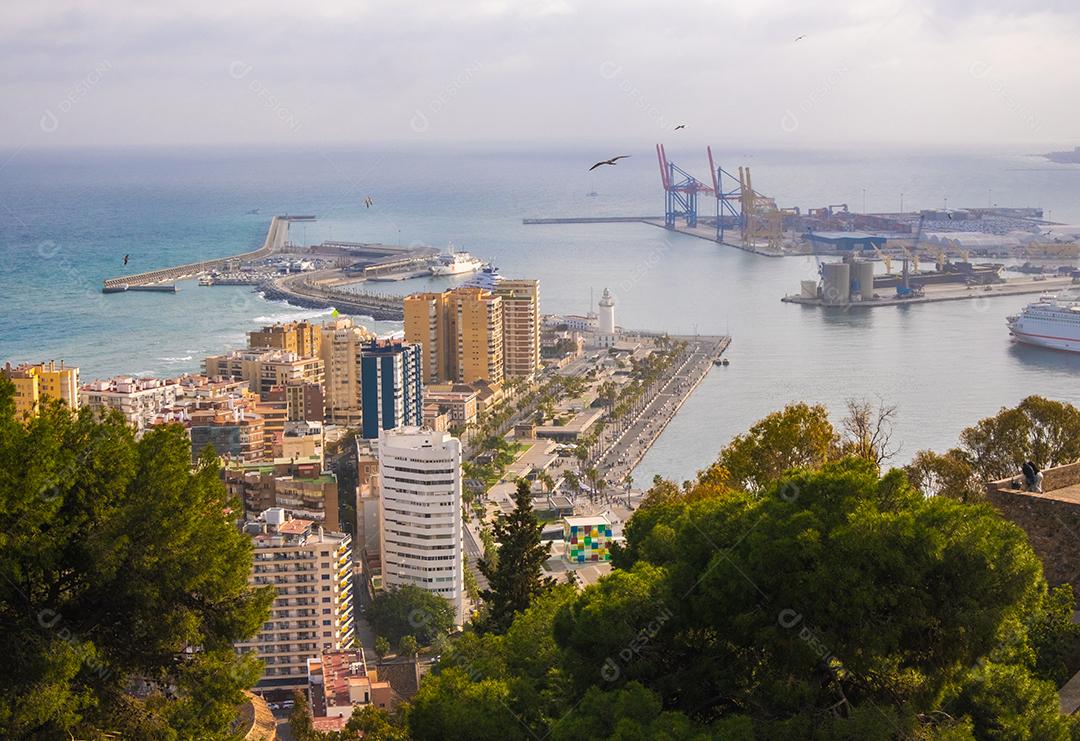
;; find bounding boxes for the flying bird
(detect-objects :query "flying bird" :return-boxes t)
[363,196,374,208]
[123,254,129,265]
[795,35,806,41]
[674,124,686,131]
[589,155,630,172]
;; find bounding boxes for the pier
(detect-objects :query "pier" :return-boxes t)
[782,275,1076,309]
[102,216,293,292]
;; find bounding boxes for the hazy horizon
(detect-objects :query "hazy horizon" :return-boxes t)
[3,1,1079,151]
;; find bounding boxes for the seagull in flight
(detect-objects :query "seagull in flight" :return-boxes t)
[123,254,129,265]
[674,124,686,131]
[795,35,806,41]
[589,155,630,172]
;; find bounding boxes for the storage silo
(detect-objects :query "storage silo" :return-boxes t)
[821,262,850,305]
[853,261,875,300]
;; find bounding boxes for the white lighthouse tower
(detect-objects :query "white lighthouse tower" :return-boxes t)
[597,287,617,347]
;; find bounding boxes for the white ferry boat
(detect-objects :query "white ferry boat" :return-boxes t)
[430,249,484,276]
[1007,290,1080,352]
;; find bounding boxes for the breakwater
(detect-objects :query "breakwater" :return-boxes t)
[102,216,291,291]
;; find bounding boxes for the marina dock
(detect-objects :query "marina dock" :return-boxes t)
[102,216,293,292]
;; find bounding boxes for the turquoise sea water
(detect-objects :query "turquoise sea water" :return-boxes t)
[2,145,1080,482]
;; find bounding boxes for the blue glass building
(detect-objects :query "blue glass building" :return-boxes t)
[360,340,423,439]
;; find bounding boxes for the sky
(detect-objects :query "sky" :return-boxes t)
[2,0,1079,151]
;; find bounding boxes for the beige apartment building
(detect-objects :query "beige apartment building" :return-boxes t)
[494,279,540,380]
[204,349,324,397]
[237,508,355,691]
[403,287,503,386]
[319,318,375,427]
[248,320,322,358]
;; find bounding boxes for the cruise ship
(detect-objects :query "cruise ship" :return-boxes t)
[1007,291,1080,352]
[430,249,484,276]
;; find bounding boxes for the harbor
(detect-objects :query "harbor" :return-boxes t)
[782,274,1077,308]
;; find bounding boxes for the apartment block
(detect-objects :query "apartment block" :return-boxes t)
[205,349,324,397]
[236,508,354,691]
[359,340,423,440]
[3,360,80,417]
[249,320,322,358]
[319,318,376,427]
[494,279,541,380]
[80,376,180,431]
[378,427,464,625]
[225,458,339,531]
[403,287,503,386]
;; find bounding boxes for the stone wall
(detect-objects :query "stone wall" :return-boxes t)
[987,463,1080,591]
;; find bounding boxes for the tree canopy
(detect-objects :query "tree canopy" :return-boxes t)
[388,400,1080,740]
[368,584,454,647]
[476,478,554,633]
[0,380,272,740]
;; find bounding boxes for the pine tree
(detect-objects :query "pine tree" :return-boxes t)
[477,479,555,633]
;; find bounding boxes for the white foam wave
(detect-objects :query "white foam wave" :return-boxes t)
[252,308,334,324]
[158,355,193,363]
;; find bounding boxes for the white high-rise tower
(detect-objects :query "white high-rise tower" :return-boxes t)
[377,427,465,625]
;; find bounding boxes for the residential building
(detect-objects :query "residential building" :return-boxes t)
[421,403,450,432]
[225,458,340,531]
[189,407,265,462]
[450,287,503,386]
[360,340,423,440]
[280,420,325,465]
[403,292,450,386]
[204,349,324,397]
[403,287,503,386]
[265,381,325,423]
[249,320,322,358]
[319,318,375,427]
[236,509,354,690]
[423,386,479,428]
[80,376,180,431]
[494,279,541,379]
[306,649,393,733]
[2,360,80,417]
[377,427,464,625]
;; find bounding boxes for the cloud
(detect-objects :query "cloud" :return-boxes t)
[0,0,1078,149]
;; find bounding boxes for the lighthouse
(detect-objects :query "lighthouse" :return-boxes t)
[597,287,617,347]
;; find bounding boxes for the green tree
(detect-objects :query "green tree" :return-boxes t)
[368,585,454,646]
[959,395,1080,480]
[399,634,419,658]
[374,636,391,659]
[905,448,984,502]
[709,402,838,492]
[0,381,273,740]
[477,480,555,633]
[556,459,1069,737]
[409,668,522,741]
[341,704,410,740]
[288,689,318,741]
[550,683,703,741]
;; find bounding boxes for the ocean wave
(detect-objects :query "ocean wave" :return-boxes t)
[251,307,334,324]
[158,355,193,363]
